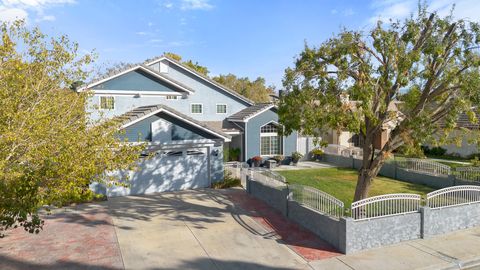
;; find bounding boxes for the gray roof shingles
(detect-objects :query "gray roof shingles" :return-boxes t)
[117,104,231,140]
[227,103,274,122]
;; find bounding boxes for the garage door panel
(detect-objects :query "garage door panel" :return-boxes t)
[107,148,209,197]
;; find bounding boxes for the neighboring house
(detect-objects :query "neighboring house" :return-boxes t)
[425,111,480,158]
[80,55,298,196]
[299,98,403,153]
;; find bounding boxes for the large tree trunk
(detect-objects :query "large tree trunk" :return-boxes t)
[353,138,388,201]
[353,169,376,201]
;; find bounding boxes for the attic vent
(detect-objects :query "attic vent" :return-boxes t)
[160,61,169,73]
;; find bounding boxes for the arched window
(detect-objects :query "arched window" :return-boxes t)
[260,122,283,156]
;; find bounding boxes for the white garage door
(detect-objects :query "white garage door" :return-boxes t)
[107,147,210,196]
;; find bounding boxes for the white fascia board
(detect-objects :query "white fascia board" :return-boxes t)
[121,108,231,142]
[78,65,193,94]
[92,90,183,96]
[230,105,276,123]
[146,57,253,105]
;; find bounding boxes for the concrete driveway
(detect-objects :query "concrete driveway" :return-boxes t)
[107,189,329,270]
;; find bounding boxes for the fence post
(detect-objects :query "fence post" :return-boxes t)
[285,185,290,218]
[351,155,354,169]
[450,174,457,186]
[394,157,398,180]
[246,175,251,194]
[420,206,431,239]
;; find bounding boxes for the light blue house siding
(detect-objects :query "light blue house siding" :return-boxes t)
[95,70,178,91]
[88,62,250,122]
[245,109,297,160]
[120,112,218,142]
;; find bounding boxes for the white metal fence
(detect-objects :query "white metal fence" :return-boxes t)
[454,167,480,182]
[289,184,345,218]
[249,168,287,188]
[351,193,422,221]
[396,158,451,176]
[426,185,480,209]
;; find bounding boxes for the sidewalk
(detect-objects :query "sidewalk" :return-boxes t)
[272,161,335,171]
[309,226,480,270]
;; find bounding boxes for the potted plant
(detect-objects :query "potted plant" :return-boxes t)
[311,148,324,161]
[291,152,303,165]
[272,155,284,165]
[251,156,263,167]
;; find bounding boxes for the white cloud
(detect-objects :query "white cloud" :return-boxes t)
[0,0,75,22]
[180,0,213,11]
[36,14,54,21]
[149,38,163,43]
[163,2,173,9]
[331,9,338,15]
[369,0,480,24]
[343,8,355,16]
[0,6,27,21]
[136,31,148,36]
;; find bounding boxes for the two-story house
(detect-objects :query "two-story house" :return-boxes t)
[80,55,298,196]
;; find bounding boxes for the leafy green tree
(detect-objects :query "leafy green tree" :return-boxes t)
[279,6,480,201]
[0,21,143,236]
[212,74,275,103]
[164,52,209,76]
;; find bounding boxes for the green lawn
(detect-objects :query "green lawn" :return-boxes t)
[277,167,434,208]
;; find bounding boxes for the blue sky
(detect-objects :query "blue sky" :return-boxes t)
[0,0,477,88]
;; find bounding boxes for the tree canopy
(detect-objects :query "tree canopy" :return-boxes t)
[0,21,143,236]
[164,52,275,103]
[164,52,210,76]
[212,74,275,103]
[279,6,480,200]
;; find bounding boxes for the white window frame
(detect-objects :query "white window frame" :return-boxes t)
[216,103,227,114]
[260,122,283,156]
[190,103,203,114]
[99,96,115,110]
[165,95,179,100]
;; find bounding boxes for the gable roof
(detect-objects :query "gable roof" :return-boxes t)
[118,104,231,142]
[145,56,254,105]
[228,103,275,122]
[78,65,194,94]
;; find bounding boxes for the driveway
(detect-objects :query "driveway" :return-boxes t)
[107,188,339,270]
[0,203,124,270]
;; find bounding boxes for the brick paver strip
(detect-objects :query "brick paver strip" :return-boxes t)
[226,189,342,261]
[0,203,124,270]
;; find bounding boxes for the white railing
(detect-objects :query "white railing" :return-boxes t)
[426,185,480,209]
[249,167,286,188]
[454,167,480,182]
[351,193,421,221]
[289,184,344,218]
[396,158,451,176]
[323,144,363,158]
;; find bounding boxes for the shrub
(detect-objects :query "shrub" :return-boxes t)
[311,148,324,156]
[422,146,447,156]
[212,170,241,189]
[228,148,241,161]
[272,155,284,163]
[252,156,262,162]
[62,188,106,206]
[291,151,304,163]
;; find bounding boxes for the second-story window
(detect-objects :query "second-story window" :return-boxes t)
[100,96,115,110]
[191,103,203,114]
[216,104,227,114]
